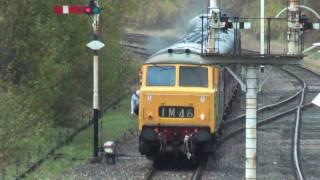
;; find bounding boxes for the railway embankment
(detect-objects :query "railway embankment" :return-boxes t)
[23,96,138,180]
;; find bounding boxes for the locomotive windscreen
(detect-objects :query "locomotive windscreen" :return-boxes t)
[147,66,176,86]
[179,66,208,87]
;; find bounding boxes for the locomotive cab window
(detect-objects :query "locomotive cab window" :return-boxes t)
[179,66,208,87]
[147,66,176,86]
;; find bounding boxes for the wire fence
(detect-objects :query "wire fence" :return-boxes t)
[0,95,127,180]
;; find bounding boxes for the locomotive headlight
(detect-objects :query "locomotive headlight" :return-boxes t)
[200,113,206,121]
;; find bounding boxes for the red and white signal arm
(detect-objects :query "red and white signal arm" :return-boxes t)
[53,5,91,15]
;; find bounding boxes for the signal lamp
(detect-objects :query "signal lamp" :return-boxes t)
[85,7,92,14]
[84,7,101,14]
[85,0,102,15]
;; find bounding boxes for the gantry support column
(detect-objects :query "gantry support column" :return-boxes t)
[245,66,258,180]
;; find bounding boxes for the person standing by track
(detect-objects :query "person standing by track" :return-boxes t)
[130,90,140,115]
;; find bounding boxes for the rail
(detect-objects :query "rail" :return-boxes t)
[219,65,320,179]
[191,157,208,180]
[143,164,156,180]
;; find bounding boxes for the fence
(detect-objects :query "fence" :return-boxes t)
[0,95,126,180]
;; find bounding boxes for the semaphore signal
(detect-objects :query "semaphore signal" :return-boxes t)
[53,0,103,163]
[53,4,102,15]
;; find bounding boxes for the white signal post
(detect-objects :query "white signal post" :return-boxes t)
[260,0,265,55]
[53,0,103,162]
[287,0,300,55]
[92,0,101,161]
[86,0,104,162]
[207,0,220,53]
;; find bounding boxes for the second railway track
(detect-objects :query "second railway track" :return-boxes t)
[204,65,320,179]
[284,66,320,180]
[139,65,320,180]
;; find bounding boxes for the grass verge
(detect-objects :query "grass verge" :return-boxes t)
[25,96,138,180]
[304,52,320,74]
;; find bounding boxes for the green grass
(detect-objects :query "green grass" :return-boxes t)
[308,52,320,61]
[1,126,75,179]
[304,52,320,74]
[25,96,137,180]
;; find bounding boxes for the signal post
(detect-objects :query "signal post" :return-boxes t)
[89,3,104,161]
[53,0,104,162]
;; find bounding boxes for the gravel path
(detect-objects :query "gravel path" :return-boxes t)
[61,133,152,180]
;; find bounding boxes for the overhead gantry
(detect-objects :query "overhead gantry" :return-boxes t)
[203,0,319,180]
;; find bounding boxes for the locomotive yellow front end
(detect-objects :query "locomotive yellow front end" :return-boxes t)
[138,64,221,160]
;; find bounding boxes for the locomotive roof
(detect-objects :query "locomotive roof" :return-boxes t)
[145,14,235,65]
[145,43,207,65]
[145,52,208,65]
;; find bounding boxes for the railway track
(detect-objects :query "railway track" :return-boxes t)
[143,164,155,180]
[59,64,319,179]
[143,157,208,180]
[215,65,320,179]
[118,41,319,179]
[123,33,180,57]
[122,43,151,57]
[140,65,317,180]
[122,33,150,57]
[124,33,150,44]
[281,66,306,180]
[191,158,208,180]
[220,67,304,142]
[284,66,320,180]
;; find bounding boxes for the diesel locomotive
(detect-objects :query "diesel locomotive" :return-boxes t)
[138,15,240,162]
